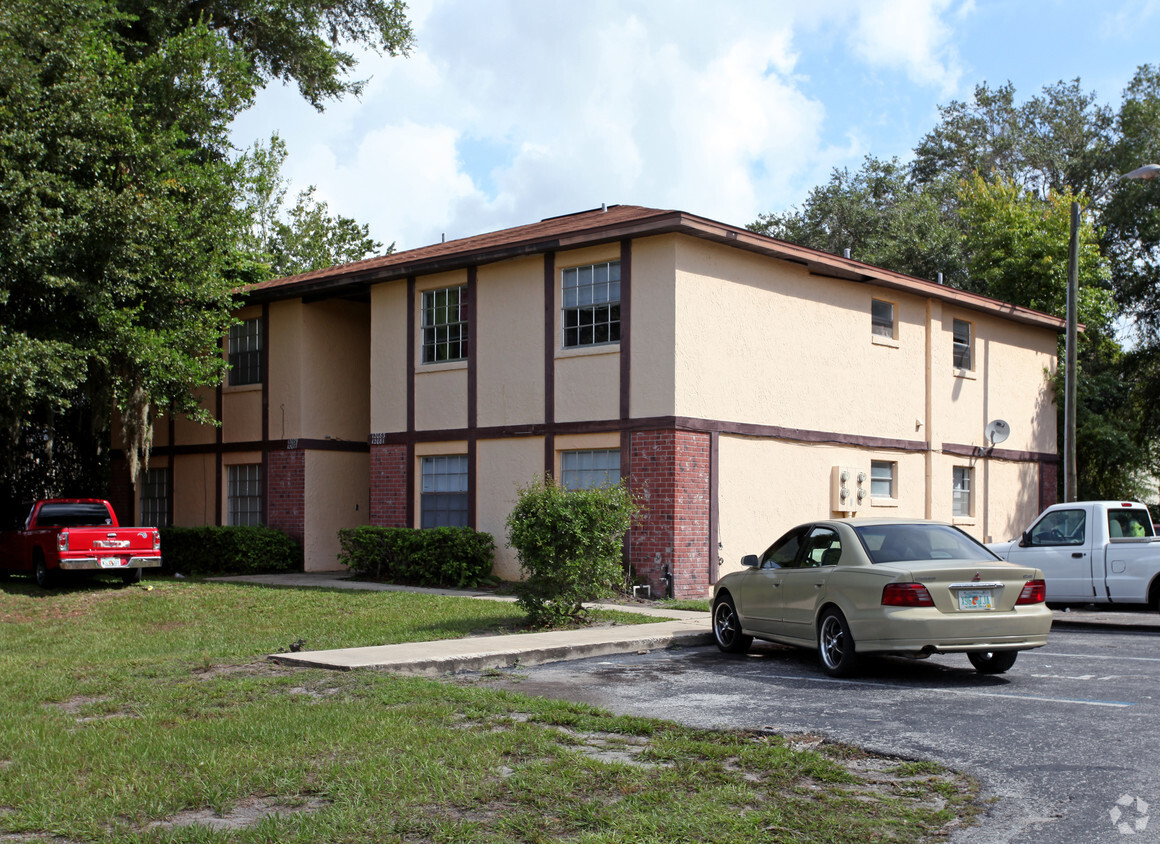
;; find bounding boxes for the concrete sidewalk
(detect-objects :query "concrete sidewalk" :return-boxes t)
[211,572,713,674]
[211,572,1160,676]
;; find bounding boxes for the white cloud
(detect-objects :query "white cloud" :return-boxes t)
[230,0,976,251]
[846,0,963,94]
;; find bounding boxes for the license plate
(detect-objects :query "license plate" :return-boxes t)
[957,589,993,610]
[99,557,126,569]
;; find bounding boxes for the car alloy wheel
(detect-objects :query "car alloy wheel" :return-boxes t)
[818,609,858,677]
[712,594,753,654]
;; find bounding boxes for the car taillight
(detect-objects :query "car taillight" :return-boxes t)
[154,532,160,551]
[57,531,68,552]
[882,582,934,607]
[1016,579,1047,604]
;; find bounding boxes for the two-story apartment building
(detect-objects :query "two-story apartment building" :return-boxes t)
[112,205,1064,598]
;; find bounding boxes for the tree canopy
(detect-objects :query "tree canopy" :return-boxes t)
[0,0,411,513]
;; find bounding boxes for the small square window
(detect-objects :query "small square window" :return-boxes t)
[953,466,972,517]
[562,449,620,490]
[871,300,894,339]
[870,461,895,499]
[953,319,972,370]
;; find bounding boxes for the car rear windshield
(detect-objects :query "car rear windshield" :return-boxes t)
[35,503,114,528]
[854,523,999,564]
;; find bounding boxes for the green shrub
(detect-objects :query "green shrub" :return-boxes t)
[159,526,303,577]
[505,476,641,627]
[336,525,496,588]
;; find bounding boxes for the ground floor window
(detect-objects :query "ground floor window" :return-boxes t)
[421,455,469,528]
[952,466,972,517]
[870,460,895,499]
[228,463,263,526]
[561,449,620,490]
[140,467,170,527]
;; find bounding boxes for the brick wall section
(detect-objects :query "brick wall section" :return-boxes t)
[1039,459,1059,513]
[267,449,305,543]
[370,443,408,527]
[626,429,712,599]
[108,456,134,526]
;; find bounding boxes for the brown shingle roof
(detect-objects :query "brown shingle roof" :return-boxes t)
[242,203,1067,332]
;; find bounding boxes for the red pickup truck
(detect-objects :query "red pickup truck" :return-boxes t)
[0,499,161,588]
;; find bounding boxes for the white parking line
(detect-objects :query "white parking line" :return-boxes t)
[1036,650,1160,663]
[758,673,1136,707]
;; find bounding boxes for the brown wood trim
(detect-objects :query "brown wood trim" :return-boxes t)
[619,239,631,421]
[942,442,1059,463]
[544,433,554,477]
[467,266,477,431]
[167,408,176,527]
[260,303,270,526]
[467,438,477,530]
[406,276,416,434]
[406,441,415,528]
[543,252,555,427]
[709,431,719,584]
[215,384,223,526]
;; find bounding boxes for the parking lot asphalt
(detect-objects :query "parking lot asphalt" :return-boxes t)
[210,572,1160,675]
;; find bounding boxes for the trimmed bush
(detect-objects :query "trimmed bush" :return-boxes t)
[505,476,641,627]
[159,526,303,577]
[336,525,496,588]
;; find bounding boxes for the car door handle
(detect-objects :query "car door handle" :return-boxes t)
[1072,553,1084,558]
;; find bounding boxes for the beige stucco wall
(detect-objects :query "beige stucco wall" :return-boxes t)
[370,280,408,434]
[715,434,1044,580]
[627,235,678,419]
[301,300,370,442]
[172,454,217,527]
[413,270,470,432]
[477,257,545,428]
[304,450,369,571]
[476,437,545,580]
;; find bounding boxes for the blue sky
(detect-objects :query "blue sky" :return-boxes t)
[229,0,1160,253]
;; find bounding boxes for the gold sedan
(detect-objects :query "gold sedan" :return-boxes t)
[712,519,1052,677]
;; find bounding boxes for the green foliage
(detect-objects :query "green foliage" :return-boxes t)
[0,0,412,513]
[337,525,496,588]
[237,133,388,278]
[159,525,303,576]
[505,476,641,627]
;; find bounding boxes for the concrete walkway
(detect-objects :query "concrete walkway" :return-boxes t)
[211,572,713,674]
[210,572,1160,675]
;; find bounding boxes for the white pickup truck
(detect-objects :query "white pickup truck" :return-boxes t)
[988,501,1160,610]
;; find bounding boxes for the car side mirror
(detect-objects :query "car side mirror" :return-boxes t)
[741,554,760,568]
[1019,531,1032,548]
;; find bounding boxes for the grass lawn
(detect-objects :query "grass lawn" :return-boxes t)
[0,576,979,842]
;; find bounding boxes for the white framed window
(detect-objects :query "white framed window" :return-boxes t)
[421,455,469,528]
[227,464,263,526]
[562,261,620,348]
[140,467,170,527]
[561,449,620,490]
[952,319,972,370]
[871,299,895,339]
[952,466,973,517]
[421,286,469,364]
[228,318,262,386]
[870,461,895,499]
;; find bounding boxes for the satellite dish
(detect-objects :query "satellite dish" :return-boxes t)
[984,419,1011,447]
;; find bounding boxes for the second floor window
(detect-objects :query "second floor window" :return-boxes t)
[228,318,262,386]
[870,461,895,499]
[952,319,972,370]
[952,466,972,517]
[422,286,469,363]
[871,299,894,339]
[563,261,620,348]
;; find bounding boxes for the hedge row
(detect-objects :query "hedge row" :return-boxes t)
[159,526,303,577]
[336,525,495,588]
